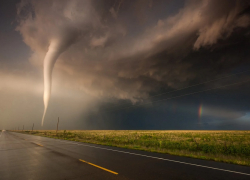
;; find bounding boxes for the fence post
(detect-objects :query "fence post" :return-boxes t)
[56,117,59,136]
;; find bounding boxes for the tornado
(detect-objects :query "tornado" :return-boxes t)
[41,32,76,126]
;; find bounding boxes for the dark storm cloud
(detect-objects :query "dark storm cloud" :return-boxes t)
[15,0,250,104]
[0,0,245,129]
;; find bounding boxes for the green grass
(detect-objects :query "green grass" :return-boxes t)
[14,130,250,166]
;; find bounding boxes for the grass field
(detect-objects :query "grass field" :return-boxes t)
[14,130,250,166]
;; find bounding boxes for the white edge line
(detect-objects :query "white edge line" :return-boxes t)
[13,132,250,176]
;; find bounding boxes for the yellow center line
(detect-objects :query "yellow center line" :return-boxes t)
[79,159,118,175]
[35,143,43,147]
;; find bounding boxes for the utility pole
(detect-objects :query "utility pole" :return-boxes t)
[32,123,34,131]
[56,117,59,136]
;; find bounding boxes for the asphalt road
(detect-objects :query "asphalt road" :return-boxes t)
[0,131,250,180]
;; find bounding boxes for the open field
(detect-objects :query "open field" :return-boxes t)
[13,130,250,166]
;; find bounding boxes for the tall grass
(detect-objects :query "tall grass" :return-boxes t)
[16,130,250,166]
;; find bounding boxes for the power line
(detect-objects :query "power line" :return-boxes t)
[104,79,250,112]
[148,70,250,99]
[101,70,250,106]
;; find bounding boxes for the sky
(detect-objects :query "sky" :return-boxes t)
[0,0,250,130]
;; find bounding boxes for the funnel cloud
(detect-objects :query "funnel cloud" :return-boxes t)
[42,33,78,125]
[42,39,68,125]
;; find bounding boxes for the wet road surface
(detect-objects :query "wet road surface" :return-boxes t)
[0,130,250,180]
